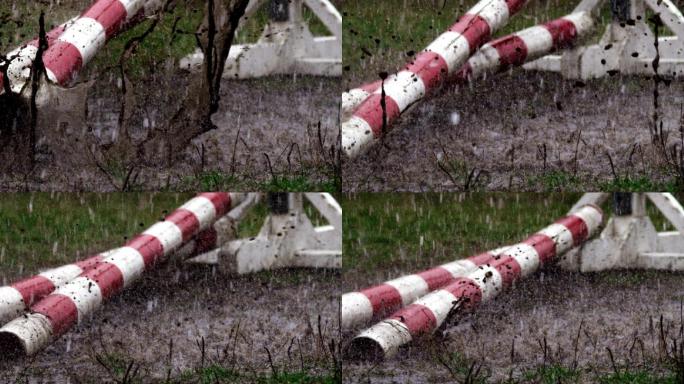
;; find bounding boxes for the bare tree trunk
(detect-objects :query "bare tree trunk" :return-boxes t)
[138,0,250,164]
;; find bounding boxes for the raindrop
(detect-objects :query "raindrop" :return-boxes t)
[449,111,461,126]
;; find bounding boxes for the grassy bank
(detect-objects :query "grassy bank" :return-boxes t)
[342,192,682,275]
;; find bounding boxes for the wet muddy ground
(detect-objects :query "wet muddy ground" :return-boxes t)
[342,265,684,383]
[0,263,340,382]
[0,73,340,191]
[342,71,684,191]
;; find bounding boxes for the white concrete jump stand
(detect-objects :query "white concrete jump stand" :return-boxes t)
[524,0,684,79]
[561,193,684,272]
[187,192,342,274]
[180,0,342,78]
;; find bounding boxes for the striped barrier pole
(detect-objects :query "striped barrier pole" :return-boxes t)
[341,0,528,159]
[341,80,382,121]
[340,12,594,118]
[452,12,593,82]
[0,251,114,327]
[42,0,147,86]
[0,0,148,94]
[0,226,220,327]
[341,246,512,330]
[0,192,244,357]
[0,18,77,95]
[348,205,603,360]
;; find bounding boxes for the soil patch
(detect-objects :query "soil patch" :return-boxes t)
[342,265,684,382]
[342,71,684,191]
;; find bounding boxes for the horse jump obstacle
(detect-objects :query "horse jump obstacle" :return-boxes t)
[341,12,594,120]
[0,192,245,356]
[341,245,513,330]
[342,0,684,159]
[187,193,342,274]
[0,226,219,327]
[179,0,342,78]
[341,0,603,159]
[1,0,338,99]
[524,0,684,79]
[0,192,341,357]
[562,192,684,271]
[345,204,604,360]
[0,0,152,96]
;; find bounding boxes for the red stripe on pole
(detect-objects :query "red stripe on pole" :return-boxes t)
[74,255,106,271]
[126,234,164,268]
[354,94,401,137]
[43,41,83,85]
[523,233,556,264]
[165,209,200,242]
[390,303,438,336]
[506,0,527,14]
[405,52,448,92]
[28,25,68,48]
[555,216,588,246]
[12,276,55,307]
[449,14,491,54]
[82,0,127,39]
[543,18,578,49]
[452,62,473,83]
[194,228,218,254]
[416,267,454,291]
[360,284,403,315]
[200,193,232,217]
[81,263,124,300]
[444,277,483,310]
[492,257,520,288]
[32,294,78,337]
[493,35,528,69]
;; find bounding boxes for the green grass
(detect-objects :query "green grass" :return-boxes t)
[597,370,679,384]
[343,192,684,274]
[342,193,584,273]
[0,193,270,280]
[525,171,682,193]
[527,171,583,192]
[522,364,580,383]
[516,364,680,383]
[597,176,681,193]
[177,171,339,193]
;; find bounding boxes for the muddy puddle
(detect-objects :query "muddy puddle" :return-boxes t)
[342,71,684,191]
[0,71,339,191]
[0,263,340,382]
[342,266,684,383]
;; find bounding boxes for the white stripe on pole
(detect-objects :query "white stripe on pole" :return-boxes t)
[105,248,145,287]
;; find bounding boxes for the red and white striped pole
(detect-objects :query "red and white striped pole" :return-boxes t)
[0,251,114,326]
[341,246,511,330]
[0,18,76,95]
[341,12,593,118]
[341,0,527,159]
[0,225,220,327]
[0,192,244,356]
[452,12,593,82]
[348,205,603,360]
[43,0,147,86]
[0,0,147,94]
